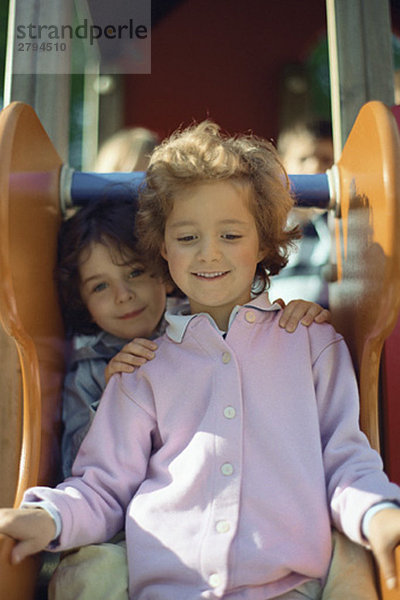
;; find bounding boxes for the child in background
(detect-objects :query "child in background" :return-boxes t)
[270,120,333,307]
[277,119,334,175]
[56,197,170,479]
[93,127,160,173]
[1,122,397,600]
[49,197,171,599]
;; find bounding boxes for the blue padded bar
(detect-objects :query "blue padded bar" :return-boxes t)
[69,171,331,209]
[70,171,145,205]
[288,174,330,209]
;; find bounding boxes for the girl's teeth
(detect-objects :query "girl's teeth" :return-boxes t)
[197,272,225,278]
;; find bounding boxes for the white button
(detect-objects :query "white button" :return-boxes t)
[222,351,231,364]
[221,462,234,476]
[245,310,256,323]
[216,520,231,533]
[223,406,236,419]
[209,573,220,588]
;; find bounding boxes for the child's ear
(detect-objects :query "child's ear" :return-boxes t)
[257,246,267,263]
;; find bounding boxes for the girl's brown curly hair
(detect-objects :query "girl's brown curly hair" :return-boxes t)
[135,120,301,293]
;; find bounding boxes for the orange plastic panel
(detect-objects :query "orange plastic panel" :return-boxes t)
[379,105,400,488]
[0,102,65,599]
[329,101,400,456]
[329,100,400,600]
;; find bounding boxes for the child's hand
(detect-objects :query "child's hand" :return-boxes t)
[0,507,56,565]
[368,507,400,591]
[275,298,331,333]
[105,338,158,384]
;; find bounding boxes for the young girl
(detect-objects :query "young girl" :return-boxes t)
[50,195,330,599]
[2,122,399,600]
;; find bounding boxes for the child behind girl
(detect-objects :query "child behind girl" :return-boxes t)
[50,197,171,599]
[50,195,330,599]
[1,122,397,600]
[56,198,171,479]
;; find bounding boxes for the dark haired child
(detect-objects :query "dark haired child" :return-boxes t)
[56,198,171,479]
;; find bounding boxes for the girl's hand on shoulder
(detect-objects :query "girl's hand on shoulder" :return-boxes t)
[105,338,158,384]
[275,298,331,333]
[368,507,400,591]
[0,507,56,565]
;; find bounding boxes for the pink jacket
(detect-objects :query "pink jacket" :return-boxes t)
[24,294,400,599]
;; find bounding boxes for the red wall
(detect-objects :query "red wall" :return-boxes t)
[123,0,327,141]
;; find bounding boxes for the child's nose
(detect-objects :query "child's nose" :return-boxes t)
[115,282,135,303]
[198,238,221,261]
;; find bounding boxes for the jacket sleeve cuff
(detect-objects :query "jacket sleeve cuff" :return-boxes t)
[362,501,400,541]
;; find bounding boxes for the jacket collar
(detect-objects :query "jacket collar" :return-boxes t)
[165,293,281,343]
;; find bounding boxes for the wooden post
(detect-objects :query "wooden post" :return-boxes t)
[326,0,395,157]
[3,0,72,162]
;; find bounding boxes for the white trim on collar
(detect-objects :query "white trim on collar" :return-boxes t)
[165,293,281,343]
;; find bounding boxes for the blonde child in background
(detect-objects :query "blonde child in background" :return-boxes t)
[1,122,396,600]
[93,127,160,173]
[270,120,334,307]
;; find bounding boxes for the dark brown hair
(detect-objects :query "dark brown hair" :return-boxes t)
[56,197,141,335]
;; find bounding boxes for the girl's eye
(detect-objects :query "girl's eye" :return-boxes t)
[129,268,145,278]
[92,282,108,293]
[222,233,242,240]
[177,235,197,243]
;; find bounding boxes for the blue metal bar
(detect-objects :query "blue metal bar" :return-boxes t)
[288,174,331,209]
[70,171,145,204]
[68,171,331,209]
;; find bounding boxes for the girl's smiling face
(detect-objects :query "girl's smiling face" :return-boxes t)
[161,180,265,331]
[79,242,168,340]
